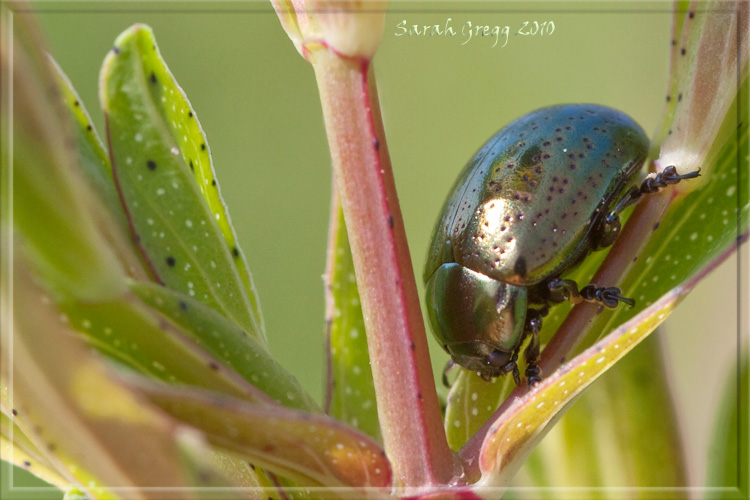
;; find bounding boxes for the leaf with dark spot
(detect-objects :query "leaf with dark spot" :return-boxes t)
[100,25,264,343]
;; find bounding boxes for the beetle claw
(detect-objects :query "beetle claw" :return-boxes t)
[526,365,542,387]
[512,365,521,386]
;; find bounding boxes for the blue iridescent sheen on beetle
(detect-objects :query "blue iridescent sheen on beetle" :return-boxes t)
[424,104,699,385]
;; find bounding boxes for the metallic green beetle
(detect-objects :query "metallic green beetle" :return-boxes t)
[424,104,699,385]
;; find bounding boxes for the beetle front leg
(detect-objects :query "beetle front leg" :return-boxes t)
[594,166,701,249]
[548,278,635,309]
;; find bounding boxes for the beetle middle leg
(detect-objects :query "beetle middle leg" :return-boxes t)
[523,308,544,386]
[594,166,701,248]
[548,278,635,309]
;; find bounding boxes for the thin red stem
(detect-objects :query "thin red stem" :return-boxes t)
[308,47,456,488]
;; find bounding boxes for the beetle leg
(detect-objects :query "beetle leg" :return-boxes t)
[523,309,543,386]
[442,359,456,388]
[505,361,521,385]
[580,285,635,308]
[613,166,701,217]
[547,278,583,303]
[498,348,521,385]
[548,278,635,309]
[595,166,701,248]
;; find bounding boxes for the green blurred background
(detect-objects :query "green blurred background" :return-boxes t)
[3,1,741,497]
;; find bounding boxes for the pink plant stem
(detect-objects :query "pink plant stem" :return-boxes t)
[308,47,456,488]
[460,188,675,478]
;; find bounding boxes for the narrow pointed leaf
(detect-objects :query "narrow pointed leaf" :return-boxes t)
[108,24,265,333]
[473,235,742,491]
[100,24,263,342]
[513,335,687,495]
[131,280,318,412]
[1,413,68,490]
[658,0,749,182]
[651,0,693,151]
[48,57,149,283]
[5,11,126,302]
[50,58,125,232]
[56,291,273,406]
[2,259,191,499]
[476,292,681,490]
[324,192,379,438]
[129,380,392,493]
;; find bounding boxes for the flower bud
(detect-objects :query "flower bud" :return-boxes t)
[271,0,387,59]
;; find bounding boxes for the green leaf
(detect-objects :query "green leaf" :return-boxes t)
[656,1,749,185]
[174,429,268,498]
[49,58,126,234]
[576,77,748,354]
[100,24,264,343]
[650,0,693,152]
[5,11,126,302]
[131,280,319,412]
[476,289,684,490]
[705,354,748,496]
[56,290,273,405]
[48,56,150,285]
[1,412,68,490]
[129,379,393,492]
[324,196,379,439]
[3,258,192,499]
[512,335,687,496]
[445,368,513,451]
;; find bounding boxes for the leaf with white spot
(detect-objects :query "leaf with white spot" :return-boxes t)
[128,378,393,493]
[475,288,687,490]
[445,368,513,450]
[100,24,264,343]
[119,23,265,336]
[324,195,380,440]
[510,336,686,494]
[62,487,89,500]
[56,290,273,406]
[131,280,318,412]
[3,258,193,499]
